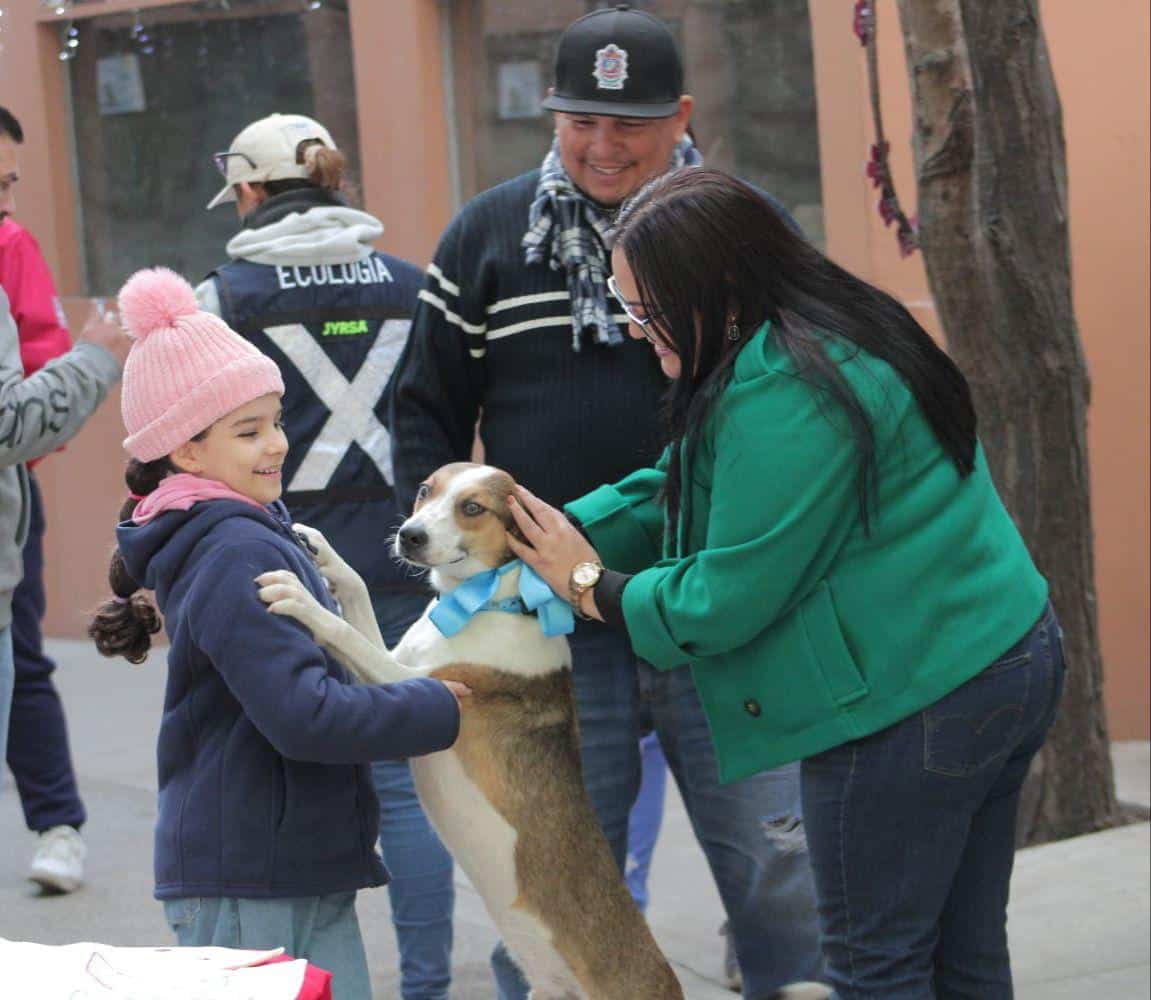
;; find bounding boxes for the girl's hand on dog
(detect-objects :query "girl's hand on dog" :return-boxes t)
[507,485,604,621]
[440,680,472,705]
[256,569,345,647]
[259,570,472,704]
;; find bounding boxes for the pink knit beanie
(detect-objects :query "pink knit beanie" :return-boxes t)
[117,267,284,462]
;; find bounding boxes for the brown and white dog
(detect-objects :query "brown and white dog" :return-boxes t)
[258,462,684,999]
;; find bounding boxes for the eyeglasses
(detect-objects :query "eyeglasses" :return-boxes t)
[211,150,257,178]
[607,274,664,343]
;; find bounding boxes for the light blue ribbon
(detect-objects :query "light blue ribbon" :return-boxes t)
[428,560,575,639]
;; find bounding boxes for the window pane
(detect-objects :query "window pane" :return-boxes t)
[67,0,361,295]
[450,0,823,245]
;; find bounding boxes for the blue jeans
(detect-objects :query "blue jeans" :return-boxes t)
[371,590,454,1000]
[801,603,1065,1000]
[492,621,824,999]
[6,474,86,832]
[626,730,669,912]
[0,625,13,781]
[164,893,370,1000]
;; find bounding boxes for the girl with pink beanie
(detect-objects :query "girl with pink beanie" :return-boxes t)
[88,267,463,999]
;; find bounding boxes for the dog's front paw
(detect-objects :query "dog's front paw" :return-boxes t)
[293,523,367,600]
[256,569,343,646]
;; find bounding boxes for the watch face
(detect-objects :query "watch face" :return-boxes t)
[573,563,600,587]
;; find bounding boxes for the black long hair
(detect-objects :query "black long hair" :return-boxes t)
[612,168,976,534]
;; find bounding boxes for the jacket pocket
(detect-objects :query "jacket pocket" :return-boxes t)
[276,762,361,862]
[798,582,869,709]
[274,758,287,831]
[923,651,1032,777]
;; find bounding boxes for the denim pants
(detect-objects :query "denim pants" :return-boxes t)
[492,620,824,999]
[6,474,86,832]
[800,603,1065,1000]
[371,590,454,1000]
[0,625,13,781]
[164,893,370,1000]
[626,730,669,912]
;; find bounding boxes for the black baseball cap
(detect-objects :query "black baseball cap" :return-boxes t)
[541,4,684,119]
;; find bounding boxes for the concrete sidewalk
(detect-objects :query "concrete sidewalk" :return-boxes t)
[1,640,1147,998]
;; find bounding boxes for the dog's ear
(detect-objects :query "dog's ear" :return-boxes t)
[499,518,527,567]
[489,473,527,544]
[496,490,527,544]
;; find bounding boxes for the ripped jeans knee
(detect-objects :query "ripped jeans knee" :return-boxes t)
[763,812,810,854]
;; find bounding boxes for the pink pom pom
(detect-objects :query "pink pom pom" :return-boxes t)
[117,267,200,341]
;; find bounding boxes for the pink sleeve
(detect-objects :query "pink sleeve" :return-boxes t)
[0,224,73,377]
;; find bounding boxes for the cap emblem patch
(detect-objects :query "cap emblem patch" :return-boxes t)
[593,43,629,90]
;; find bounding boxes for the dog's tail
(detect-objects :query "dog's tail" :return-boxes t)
[768,984,832,1000]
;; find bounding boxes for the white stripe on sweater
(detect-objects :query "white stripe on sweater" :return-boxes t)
[487,313,629,342]
[418,289,487,335]
[426,262,460,297]
[487,291,570,315]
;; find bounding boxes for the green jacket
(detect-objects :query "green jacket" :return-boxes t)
[567,323,1047,783]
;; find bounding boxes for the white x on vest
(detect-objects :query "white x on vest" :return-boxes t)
[263,320,410,493]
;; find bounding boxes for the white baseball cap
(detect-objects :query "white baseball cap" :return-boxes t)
[206,113,337,210]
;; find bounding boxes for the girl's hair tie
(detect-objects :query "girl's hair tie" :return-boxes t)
[112,596,131,605]
[128,492,146,502]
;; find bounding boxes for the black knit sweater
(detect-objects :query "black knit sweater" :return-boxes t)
[388,170,669,511]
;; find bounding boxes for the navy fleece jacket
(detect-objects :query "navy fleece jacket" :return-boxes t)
[117,499,459,900]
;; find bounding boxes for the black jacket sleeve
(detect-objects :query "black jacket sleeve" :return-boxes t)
[388,209,489,512]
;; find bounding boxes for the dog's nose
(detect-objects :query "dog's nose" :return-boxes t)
[398,524,428,552]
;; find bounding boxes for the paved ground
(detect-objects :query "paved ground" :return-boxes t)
[1,640,1147,998]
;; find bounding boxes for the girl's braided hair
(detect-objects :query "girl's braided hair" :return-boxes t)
[87,459,169,663]
[88,424,206,664]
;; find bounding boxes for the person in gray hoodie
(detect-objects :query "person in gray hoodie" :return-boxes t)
[0,287,128,770]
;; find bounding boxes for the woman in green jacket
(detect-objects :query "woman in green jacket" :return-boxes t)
[507,169,1064,999]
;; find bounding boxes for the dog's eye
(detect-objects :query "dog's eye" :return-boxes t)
[416,483,431,502]
[461,500,485,517]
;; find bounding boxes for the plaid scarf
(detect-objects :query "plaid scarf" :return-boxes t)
[522,136,701,352]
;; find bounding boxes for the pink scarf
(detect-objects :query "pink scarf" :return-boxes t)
[131,473,268,525]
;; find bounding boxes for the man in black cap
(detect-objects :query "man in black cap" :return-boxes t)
[388,6,824,997]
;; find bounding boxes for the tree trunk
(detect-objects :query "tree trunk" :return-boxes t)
[894,0,1121,843]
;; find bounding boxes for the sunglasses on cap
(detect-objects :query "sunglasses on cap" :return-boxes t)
[211,151,257,177]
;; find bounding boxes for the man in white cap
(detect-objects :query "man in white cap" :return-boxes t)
[204,112,339,212]
[198,112,458,1000]
[388,7,824,998]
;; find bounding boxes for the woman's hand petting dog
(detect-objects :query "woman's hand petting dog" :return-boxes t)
[506,485,604,621]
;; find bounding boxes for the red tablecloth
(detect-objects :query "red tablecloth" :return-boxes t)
[262,954,333,1000]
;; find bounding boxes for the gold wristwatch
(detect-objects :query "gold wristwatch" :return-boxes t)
[568,560,604,620]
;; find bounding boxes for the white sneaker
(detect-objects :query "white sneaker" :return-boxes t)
[720,921,741,992]
[29,825,87,894]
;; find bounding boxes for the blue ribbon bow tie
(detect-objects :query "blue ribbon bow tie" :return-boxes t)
[429,560,575,639]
